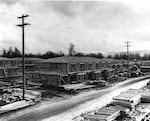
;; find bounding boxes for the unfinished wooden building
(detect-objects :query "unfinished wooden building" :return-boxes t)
[9,57,42,72]
[0,57,42,89]
[37,56,113,86]
[0,57,21,89]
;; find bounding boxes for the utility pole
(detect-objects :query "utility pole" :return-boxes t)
[17,14,30,100]
[125,41,131,74]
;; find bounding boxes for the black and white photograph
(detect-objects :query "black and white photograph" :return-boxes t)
[0,0,150,121]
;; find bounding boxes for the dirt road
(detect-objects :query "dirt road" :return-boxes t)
[1,76,150,121]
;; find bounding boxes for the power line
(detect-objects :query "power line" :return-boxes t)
[16,14,30,100]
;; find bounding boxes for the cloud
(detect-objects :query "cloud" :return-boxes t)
[0,0,18,5]
[0,0,150,54]
[45,1,78,17]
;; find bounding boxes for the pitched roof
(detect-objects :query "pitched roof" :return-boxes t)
[11,57,42,61]
[38,56,101,63]
[0,57,10,60]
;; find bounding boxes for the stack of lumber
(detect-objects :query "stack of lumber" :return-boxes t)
[113,91,141,108]
[84,106,126,121]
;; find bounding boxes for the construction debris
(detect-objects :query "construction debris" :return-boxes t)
[75,85,150,121]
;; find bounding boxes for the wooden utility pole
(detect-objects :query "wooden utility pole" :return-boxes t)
[125,41,131,73]
[17,14,30,100]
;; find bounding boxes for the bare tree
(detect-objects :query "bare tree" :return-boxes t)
[68,43,76,56]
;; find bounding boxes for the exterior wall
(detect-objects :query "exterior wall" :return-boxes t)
[70,74,78,82]
[0,59,41,67]
[141,66,150,72]
[40,74,61,86]
[95,63,100,69]
[86,71,95,80]
[0,60,15,67]
[39,63,49,71]
[69,63,77,72]
[68,62,102,82]
[95,71,101,80]
[0,60,18,67]
[87,63,93,70]
[0,61,4,67]
[69,62,92,72]
[69,62,102,73]
[47,63,68,74]
[27,73,42,83]
[39,62,68,73]
[16,59,40,65]
[16,60,22,65]
[0,69,5,76]
[9,60,17,66]
[61,75,68,84]
[77,73,86,82]
[99,62,103,68]
[141,61,150,66]
[76,63,80,71]
[37,58,127,85]
[80,63,86,71]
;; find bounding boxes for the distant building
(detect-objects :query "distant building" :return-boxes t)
[37,56,116,86]
[141,60,150,73]
[141,60,150,66]
[0,56,127,87]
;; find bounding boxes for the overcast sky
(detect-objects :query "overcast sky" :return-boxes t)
[0,0,150,54]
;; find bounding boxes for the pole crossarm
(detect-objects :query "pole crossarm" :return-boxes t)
[16,23,30,27]
[17,14,29,19]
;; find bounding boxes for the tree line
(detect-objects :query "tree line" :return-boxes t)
[0,44,104,59]
[1,43,150,60]
[1,47,64,59]
[107,53,150,60]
